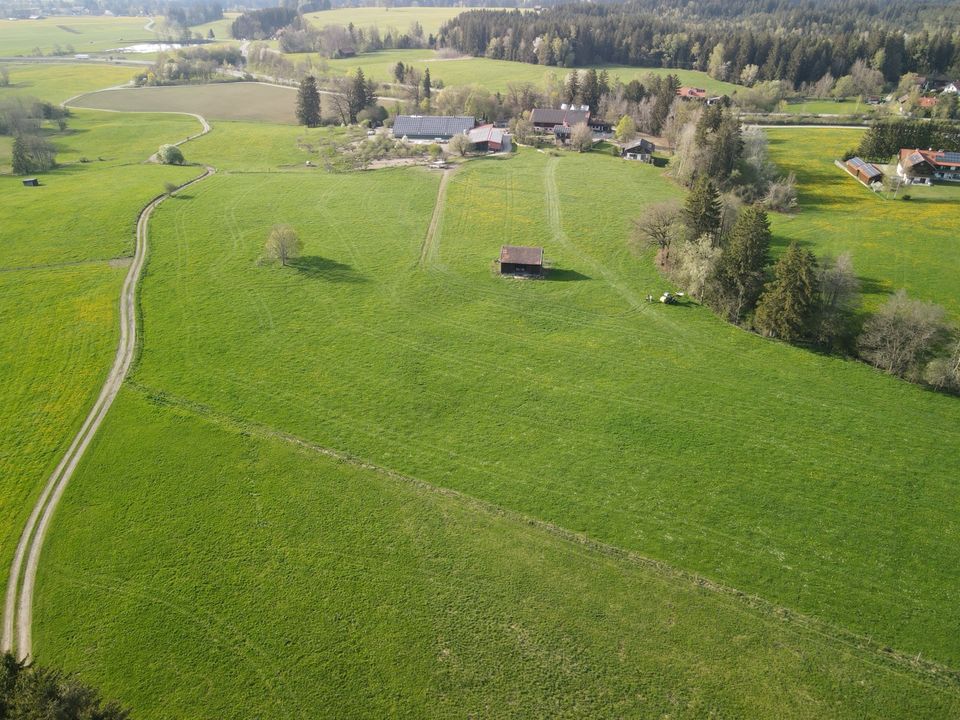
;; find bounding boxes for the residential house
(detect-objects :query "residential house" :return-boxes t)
[897,148,960,182]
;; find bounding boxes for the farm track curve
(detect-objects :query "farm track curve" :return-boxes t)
[1,110,215,660]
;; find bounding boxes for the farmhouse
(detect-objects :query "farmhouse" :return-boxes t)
[530,106,589,130]
[845,157,883,184]
[468,124,512,152]
[498,245,544,276]
[621,138,655,161]
[392,115,476,141]
[897,148,960,182]
[676,86,706,100]
[944,82,959,94]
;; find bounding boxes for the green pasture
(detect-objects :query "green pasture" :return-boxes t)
[70,83,298,124]
[765,127,960,317]
[0,16,156,56]
[0,91,199,594]
[304,6,482,37]
[0,63,134,103]
[299,48,741,95]
[188,12,239,40]
[34,386,960,719]
[776,98,880,116]
[22,126,959,712]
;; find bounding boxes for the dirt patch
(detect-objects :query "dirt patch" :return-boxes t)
[108,256,133,268]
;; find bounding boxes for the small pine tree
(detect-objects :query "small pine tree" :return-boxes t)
[754,241,820,341]
[683,176,722,241]
[11,134,30,175]
[296,76,322,128]
[713,205,772,322]
[422,67,431,99]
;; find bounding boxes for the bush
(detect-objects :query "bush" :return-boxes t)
[901,193,911,201]
[158,144,185,165]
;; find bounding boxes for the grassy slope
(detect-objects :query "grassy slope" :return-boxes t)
[34,387,960,719]
[304,6,482,37]
[31,127,960,688]
[305,48,741,96]
[0,91,198,593]
[0,16,155,56]
[765,127,960,317]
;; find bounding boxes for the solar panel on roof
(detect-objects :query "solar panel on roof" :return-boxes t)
[942,152,960,163]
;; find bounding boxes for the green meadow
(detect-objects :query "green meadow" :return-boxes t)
[17,113,957,719]
[0,98,198,592]
[776,98,879,116]
[304,6,485,37]
[0,63,134,103]
[765,127,960,317]
[0,16,155,56]
[304,48,741,95]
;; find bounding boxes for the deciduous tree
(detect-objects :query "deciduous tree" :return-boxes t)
[265,224,303,267]
[448,132,472,156]
[858,290,949,379]
[569,122,593,152]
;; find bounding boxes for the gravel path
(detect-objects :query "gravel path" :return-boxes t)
[1,112,215,660]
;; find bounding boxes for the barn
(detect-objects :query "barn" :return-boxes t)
[392,115,477,141]
[498,245,544,276]
[845,157,883,184]
[621,138,655,161]
[530,106,590,130]
[468,124,512,152]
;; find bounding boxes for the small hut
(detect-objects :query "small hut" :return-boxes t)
[499,245,544,276]
[22,178,39,187]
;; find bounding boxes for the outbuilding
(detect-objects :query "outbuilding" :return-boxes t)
[498,245,544,276]
[468,124,512,152]
[622,138,655,161]
[392,115,477,142]
[844,156,883,184]
[21,178,39,187]
[530,106,590,130]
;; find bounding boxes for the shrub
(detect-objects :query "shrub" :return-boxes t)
[158,144,185,165]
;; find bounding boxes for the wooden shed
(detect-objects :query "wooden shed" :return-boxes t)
[22,178,39,187]
[499,245,544,276]
[845,157,883,184]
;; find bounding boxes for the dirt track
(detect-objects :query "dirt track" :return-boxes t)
[0,113,215,660]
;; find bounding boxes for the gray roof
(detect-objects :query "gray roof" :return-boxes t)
[393,115,476,138]
[530,108,590,126]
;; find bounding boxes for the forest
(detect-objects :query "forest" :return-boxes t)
[439,0,960,88]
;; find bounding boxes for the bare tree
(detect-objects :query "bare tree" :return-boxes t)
[924,337,960,392]
[633,200,683,267]
[569,122,593,152]
[265,224,303,267]
[858,290,949,379]
[816,252,860,348]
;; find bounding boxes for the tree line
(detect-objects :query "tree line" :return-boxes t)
[1,652,130,719]
[439,1,960,89]
[853,118,960,161]
[1,95,66,175]
[637,164,960,394]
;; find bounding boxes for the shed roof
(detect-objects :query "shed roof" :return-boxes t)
[499,245,544,265]
[530,108,590,126]
[677,86,707,99]
[845,156,882,179]
[623,138,654,153]
[468,123,508,145]
[392,115,476,138]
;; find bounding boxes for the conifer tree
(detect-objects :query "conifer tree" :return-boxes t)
[422,67,431,99]
[683,176,722,242]
[11,134,30,175]
[296,76,322,128]
[713,205,771,322]
[754,241,819,341]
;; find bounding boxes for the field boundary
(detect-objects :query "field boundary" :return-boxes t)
[1,110,215,661]
[417,167,454,268]
[122,378,960,693]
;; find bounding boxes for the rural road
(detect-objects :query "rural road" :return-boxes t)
[1,112,215,661]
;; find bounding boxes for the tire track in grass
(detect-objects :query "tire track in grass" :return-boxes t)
[418,168,455,268]
[1,110,216,661]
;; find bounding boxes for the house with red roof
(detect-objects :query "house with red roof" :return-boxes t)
[897,148,960,182]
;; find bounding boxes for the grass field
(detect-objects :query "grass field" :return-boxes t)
[765,127,960,317]
[0,16,156,56]
[777,98,881,116]
[306,49,742,96]
[18,118,959,720]
[70,83,298,124]
[188,12,239,41]
[0,63,135,103]
[0,92,199,606]
[304,7,486,37]
[33,386,960,718]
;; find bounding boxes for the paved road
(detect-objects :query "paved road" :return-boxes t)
[0,113,215,661]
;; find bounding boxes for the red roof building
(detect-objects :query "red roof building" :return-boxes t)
[897,148,960,182]
[676,86,707,100]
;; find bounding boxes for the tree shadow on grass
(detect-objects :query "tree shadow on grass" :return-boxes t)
[290,255,366,283]
[545,268,590,282]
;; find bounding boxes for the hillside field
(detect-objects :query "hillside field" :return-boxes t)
[0,16,156,56]
[765,127,960,318]
[19,112,960,719]
[0,63,135,103]
[304,7,490,37]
